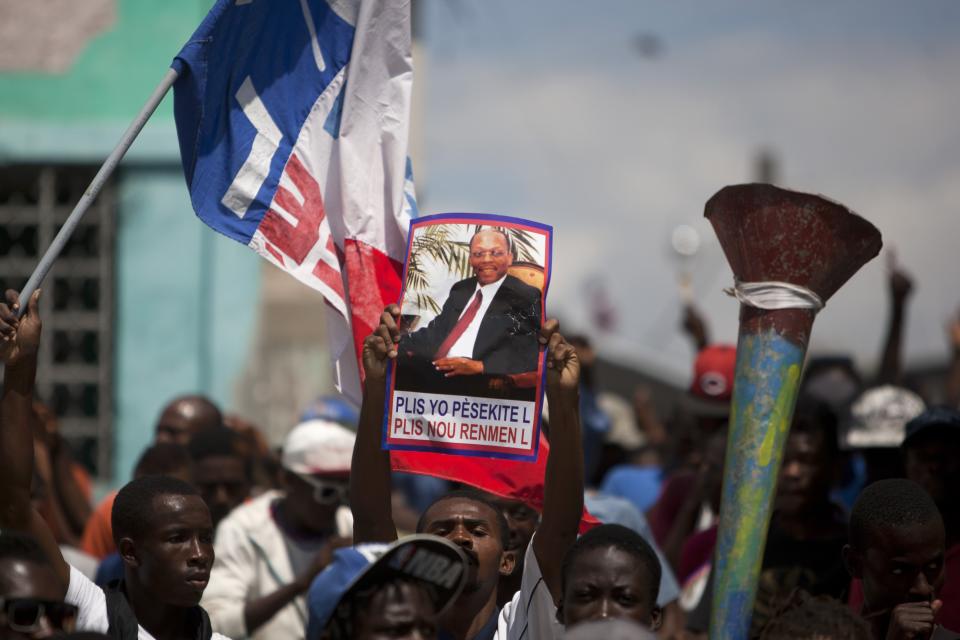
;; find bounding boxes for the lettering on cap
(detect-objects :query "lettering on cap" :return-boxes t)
[389,546,463,590]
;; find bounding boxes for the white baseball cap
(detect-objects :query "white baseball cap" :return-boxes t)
[840,385,925,450]
[282,419,356,477]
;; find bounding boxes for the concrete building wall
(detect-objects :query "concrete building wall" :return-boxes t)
[0,0,265,485]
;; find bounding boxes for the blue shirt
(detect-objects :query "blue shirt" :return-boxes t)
[600,465,663,513]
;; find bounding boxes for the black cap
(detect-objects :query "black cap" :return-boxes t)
[901,406,960,449]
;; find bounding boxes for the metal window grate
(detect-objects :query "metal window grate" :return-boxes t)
[0,166,115,480]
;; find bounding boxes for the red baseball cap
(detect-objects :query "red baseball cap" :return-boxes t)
[690,344,737,402]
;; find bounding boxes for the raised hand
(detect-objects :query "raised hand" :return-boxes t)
[0,289,41,367]
[294,535,352,592]
[889,268,914,304]
[542,319,579,397]
[363,305,402,382]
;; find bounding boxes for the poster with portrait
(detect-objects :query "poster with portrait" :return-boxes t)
[383,213,552,460]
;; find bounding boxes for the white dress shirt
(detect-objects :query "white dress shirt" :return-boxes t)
[444,275,507,359]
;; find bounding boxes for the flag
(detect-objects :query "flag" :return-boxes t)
[171,0,595,529]
[172,0,414,404]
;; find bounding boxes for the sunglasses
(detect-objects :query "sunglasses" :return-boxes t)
[301,476,349,505]
[0,597,78,633]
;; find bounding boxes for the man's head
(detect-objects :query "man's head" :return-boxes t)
[562,618,657,640]
[133,442,191,482]
[481,493,539,555]
[112,475,214,608]
[188,426,252,527]
[468,229,512,286]
[0,531,77,638]
[759,590,870,640]
[775,397,839,517]
[685,344,736,431]
[348,579,437,640]
[558,524,662,630]
[310,536,467,640]
[901,406,960,508]
[844,479,945,614]
[416,490,515,598]
[154,395,223,446]
[281,420,355,534]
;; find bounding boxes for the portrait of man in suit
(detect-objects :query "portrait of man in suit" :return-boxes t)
[394,227,543,401]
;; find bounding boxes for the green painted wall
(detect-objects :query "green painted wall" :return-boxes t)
[114,168,259,483]
[0,0,263,485]
[0,0,208,123]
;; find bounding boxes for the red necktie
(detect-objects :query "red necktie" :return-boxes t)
[435,290,483,358]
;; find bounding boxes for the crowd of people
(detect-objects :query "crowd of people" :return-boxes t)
[1,261,959,640]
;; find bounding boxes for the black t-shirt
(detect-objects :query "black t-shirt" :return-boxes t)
[752,510,849,634]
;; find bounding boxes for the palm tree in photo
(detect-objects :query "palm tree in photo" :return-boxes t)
[404,224,540,314]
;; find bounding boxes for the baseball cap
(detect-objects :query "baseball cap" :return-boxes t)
[683,344,736,418]
[307,535,468,640]
[299,395,360,427]
[282,419,356,478]
[690,345,736,401]
[839,385,925,450]
[901,406,960,449]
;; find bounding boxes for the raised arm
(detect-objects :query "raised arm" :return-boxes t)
[0,289,69,589]
[681,304,709,352]
[877,265,913,385]
[533,321,584,602]
[349,305,402,544]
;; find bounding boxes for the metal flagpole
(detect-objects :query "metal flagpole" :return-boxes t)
[16,67,181,315]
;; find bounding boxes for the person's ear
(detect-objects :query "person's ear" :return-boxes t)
[842,544,863,579]
[499,549,517,577]
[118,537,140,568]
[649,605,663,631]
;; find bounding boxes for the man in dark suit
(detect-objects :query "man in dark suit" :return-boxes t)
[396,228,542,400]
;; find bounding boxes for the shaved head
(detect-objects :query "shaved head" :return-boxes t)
[155,395,223,445]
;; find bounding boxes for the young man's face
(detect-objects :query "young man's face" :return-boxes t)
[354,582,438,640]
[853,521,945,614]
[469,232,512,286]
[775,430,833,516]
[192,454,250,527]
[419,498,514,596]
[560,546,660,629]
[484,495,539,555]
[125,494,215,607]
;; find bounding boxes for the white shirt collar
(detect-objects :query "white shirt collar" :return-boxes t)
[474,273,507,299]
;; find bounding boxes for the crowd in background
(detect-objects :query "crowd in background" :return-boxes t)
[1,261,959,639]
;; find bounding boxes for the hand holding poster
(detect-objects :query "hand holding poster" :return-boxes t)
[383,214,552,460]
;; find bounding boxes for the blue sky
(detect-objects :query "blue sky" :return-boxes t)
[412,0,960,382]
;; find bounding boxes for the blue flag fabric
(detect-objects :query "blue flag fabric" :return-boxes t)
[171,0,356,244]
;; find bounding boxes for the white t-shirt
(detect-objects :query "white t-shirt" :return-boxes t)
[496,542,564,640]
[66,565,232,640]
